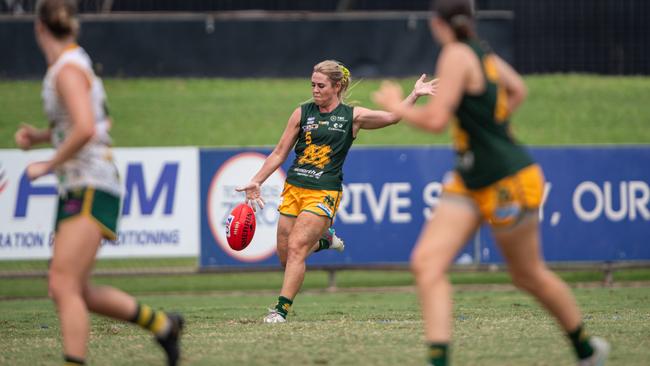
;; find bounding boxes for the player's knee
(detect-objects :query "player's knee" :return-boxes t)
[410,250,444,284]
[286,246,303,261]
[286,241,309,263]
[510,267,546,292]
[48,270,80,301]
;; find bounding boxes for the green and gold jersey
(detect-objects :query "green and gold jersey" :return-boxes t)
[285,102,355,191]
[452,39,534,189]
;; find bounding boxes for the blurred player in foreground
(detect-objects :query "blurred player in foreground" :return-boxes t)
[238,60,437,323]
[372,0,609,365]
[15,0,183,364]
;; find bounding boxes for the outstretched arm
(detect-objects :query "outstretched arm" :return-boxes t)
[236,107,301,211]
[352,74,438,135]
[373,44,469,133]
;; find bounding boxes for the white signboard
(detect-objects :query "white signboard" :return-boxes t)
[0,147,199,259]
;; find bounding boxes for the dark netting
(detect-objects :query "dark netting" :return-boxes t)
[2,0,648,74]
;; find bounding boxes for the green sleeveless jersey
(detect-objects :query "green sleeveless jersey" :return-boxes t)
[286,102,355,191]
[452,40,534,189]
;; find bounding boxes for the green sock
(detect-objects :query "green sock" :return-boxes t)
[63,355,85,365]
[314,238,330,252]
[274,296,293,318]
[428,343,449,366]
[567,324,594,359]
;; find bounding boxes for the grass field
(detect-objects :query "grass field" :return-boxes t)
[1,75,649,365]
[1,262,649,365]
[1,286,649,365]
[2,257,650,299]
[1,75,650,147]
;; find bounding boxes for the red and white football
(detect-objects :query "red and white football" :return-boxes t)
[225,203,256,251]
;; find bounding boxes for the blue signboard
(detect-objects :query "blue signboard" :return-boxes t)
[482,147,650,263]
[200,146,650,268]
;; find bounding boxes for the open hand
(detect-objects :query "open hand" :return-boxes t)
[235,181,265,212]
[413,74,438,97]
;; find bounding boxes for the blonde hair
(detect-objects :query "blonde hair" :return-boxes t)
[36,0,79,39]
[313,60,351,100]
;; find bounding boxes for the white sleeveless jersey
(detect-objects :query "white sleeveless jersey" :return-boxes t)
[42,46,121,196]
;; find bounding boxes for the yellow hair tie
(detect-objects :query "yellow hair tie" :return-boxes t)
[340,65,350,84]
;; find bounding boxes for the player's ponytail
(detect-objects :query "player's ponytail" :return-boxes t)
[36,0,79,39]
[431,0,475,41]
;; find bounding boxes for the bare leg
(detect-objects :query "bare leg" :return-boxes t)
[411,199,480,342]
[52,215,181,364]
[494,214,582,331]
[280,212,330,300]
[276,215,295,268]
[83,286,138,321]
[277,214,328,268]
[49,216,102,359]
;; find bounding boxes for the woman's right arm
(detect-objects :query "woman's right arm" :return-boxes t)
[373,44,471,133]
[236,107,301,210]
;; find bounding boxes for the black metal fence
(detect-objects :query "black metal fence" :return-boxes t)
[0,12,513,78]
[2,0,432,12]
[2,0,649,74]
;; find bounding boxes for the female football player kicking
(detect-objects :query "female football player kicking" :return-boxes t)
[237,60,437,323]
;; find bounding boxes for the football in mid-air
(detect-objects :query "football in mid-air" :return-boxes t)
[225,203,256,251]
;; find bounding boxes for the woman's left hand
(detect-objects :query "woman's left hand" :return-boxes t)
[413,74,438,97]
[26,161,52,181]
[372,81,404,112]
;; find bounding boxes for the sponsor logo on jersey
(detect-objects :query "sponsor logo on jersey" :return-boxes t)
[302,124,319,132]
[307,117,316,124]
[328,122,346,133]
[319,121,329,126]
[323,195,335,207]
[292,167,324,179]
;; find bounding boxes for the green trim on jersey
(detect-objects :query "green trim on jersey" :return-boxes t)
[453,39,534,189]
[286,102,355,191]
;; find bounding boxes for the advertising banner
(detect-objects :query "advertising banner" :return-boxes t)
[481,147,650,263]
[0,147,199,259]
[200,146,650,268]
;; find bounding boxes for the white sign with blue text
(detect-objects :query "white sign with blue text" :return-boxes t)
[0,147,199,259]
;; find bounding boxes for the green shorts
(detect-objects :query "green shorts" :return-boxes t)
[55,187,120,240]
